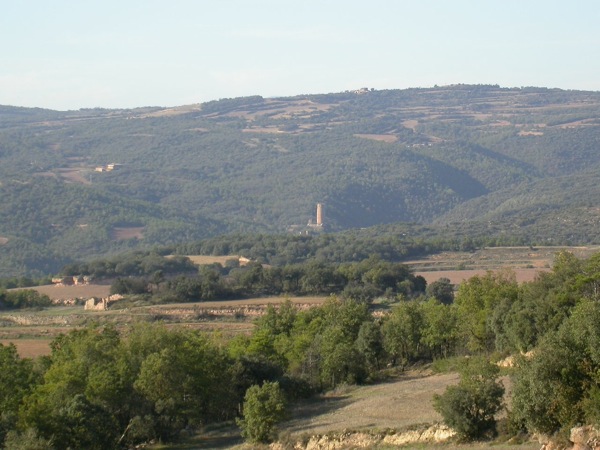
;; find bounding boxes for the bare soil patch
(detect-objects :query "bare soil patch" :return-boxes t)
[111,226,145,240]
[0,237,8,245]
[354,133,399,143]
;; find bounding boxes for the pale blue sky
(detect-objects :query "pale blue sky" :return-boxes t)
[1,0,599,110]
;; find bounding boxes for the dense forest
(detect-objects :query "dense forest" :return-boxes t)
[3,85,600,277]
[2,250,600,447]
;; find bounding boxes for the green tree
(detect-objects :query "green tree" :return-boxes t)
[511,299,600,435]
[355,320,384,371]
[237,381,287,444]
[18,326,122,449]
[426,277,454,305]
[0,344,38,444]
[382,301,424,366]
[3,428,54,450]
[421,298,458,359]
[433,357,504,440]
[454,271,518,352]
[132,331,234,438]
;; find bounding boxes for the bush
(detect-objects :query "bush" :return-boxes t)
[236,381,287,443]
[433,357,504,440]
[3,428,54,449]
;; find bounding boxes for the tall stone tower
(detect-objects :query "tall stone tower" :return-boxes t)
[316,203,323,226]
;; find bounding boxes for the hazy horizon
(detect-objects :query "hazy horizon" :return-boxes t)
[2,0,599,110]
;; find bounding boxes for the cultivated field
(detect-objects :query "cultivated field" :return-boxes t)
[409,245,600,284]
[0,295,327,358]
[27,283,111,300]
[5,245,599,361]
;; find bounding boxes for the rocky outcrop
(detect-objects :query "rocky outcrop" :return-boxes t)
[84,294,124,311]
[270,424,455,449]
[570,426,600,450]
[538,426,600,450]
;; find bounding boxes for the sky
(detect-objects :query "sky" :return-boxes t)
[1,0,599,110]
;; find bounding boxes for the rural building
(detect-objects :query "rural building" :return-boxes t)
[84,294,123,311]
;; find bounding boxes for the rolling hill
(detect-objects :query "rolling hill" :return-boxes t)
[2,84,600,276]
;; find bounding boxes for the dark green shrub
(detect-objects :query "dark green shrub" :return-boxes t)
[236,381,287,443]
[433,357,504,440]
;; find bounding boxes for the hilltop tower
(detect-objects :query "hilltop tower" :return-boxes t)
[316,203,323,226]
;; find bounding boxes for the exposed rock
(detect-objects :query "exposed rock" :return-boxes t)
[570,426,600,450]
[537,426,600,450]
[270,424,455,450]
[382,424,456,446]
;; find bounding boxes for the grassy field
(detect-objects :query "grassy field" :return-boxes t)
[149,368,540,450]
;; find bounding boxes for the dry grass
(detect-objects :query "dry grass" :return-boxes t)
[23,284,111,301]
[184,255,242,265]
[56,168,91,185]
[151,296,327,309]
[0,339,52,358]
[282,370,458,436]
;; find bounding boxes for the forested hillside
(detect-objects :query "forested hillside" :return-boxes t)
[2,85,600,276]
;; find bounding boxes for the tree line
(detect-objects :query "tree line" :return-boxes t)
[2,250,600,447]
[109,256,427,303]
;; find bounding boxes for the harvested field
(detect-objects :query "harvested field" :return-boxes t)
[404,246,600,272]
[0,296,327,357]
[416,268,545,285]
[0,339,52,358]
[111,226,145,240]
[406,245,600,284]
[23,284,111,301]
[242,126,283,134]
[184,255,242,265]
[354,133,398,143]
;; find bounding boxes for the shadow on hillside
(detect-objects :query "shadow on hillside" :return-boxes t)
[282,395,354,433]
[156,423,243,449]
